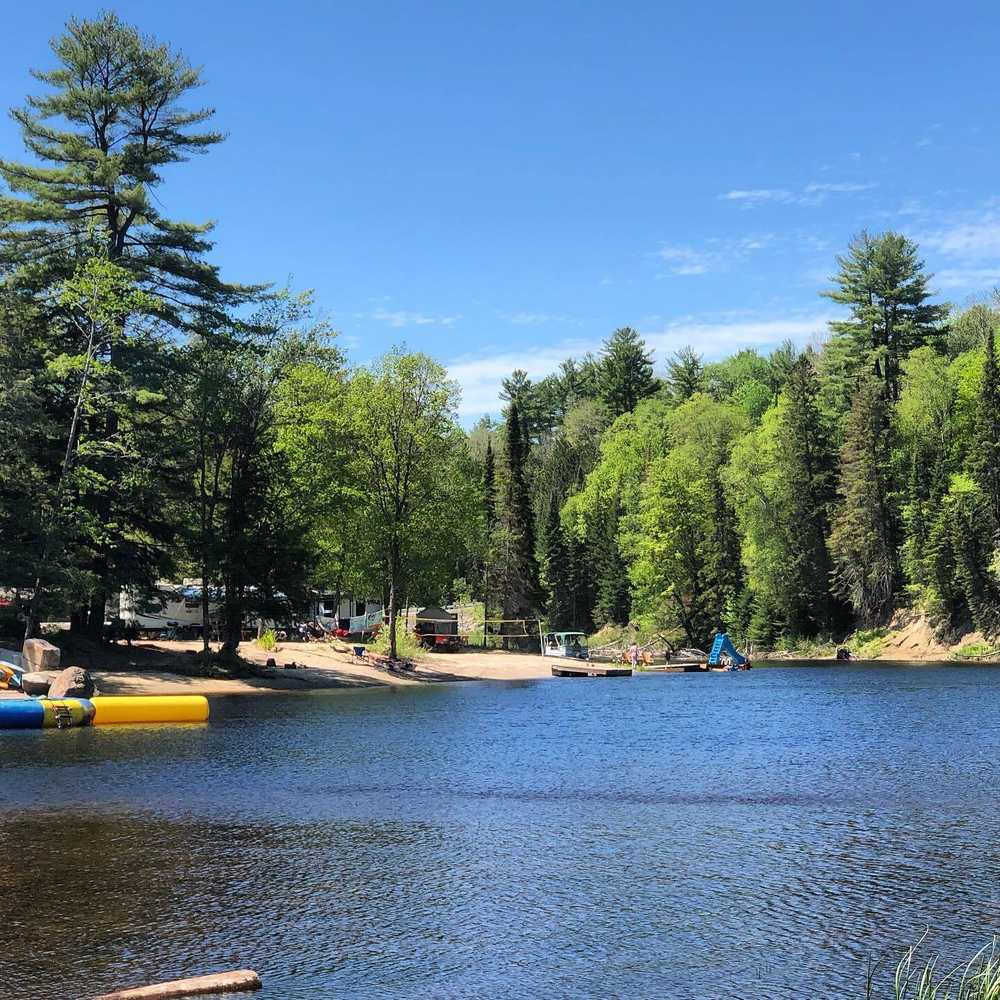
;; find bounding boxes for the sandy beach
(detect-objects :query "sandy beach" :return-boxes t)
[83,638,556,696]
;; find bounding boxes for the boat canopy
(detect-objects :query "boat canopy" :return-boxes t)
[544,631,587,646]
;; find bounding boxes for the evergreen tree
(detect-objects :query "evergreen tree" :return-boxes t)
[598,326,658,418]
[0,291,61,597]
[500,370,545,446]
[491,401,541,627]
[506,402,538,569]
[703,473,744,633]
[829,377,899,624]
[0,13,256,323]
[567,534,597,634]
[665,346,704,402]
[0,14,257,638]
[556,355,601,408]
[482,439,496,640]
[593,506,631,627]
[823,231,946,401]
[543,501,573,630]
[777,357,841,632]
[973,326,1000,525]
[947,479,1000,634]
[767,340,800,394]
[483,440,497,530]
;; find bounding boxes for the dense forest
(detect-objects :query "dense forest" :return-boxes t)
[1,14,998,659]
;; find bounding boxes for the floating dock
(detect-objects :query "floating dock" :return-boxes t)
[550,662,632,678]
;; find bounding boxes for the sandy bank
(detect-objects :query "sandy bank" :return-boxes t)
[761,613,998,663]
[85,639,554,696]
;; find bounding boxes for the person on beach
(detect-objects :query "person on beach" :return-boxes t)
[627,642,639,668]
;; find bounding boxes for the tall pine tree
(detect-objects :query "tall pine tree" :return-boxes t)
[665,346,704,402]
[829,376,899,624]
[973,326,1000,526]
[598,327,658,418]
[823,231,946,401]
[593,505,631,627]
[491,401,541,630]
[777,356,841,632]
[0,13,257,323]
[482,439,496,642]
[0,14,258,638]
[543,501,573,630]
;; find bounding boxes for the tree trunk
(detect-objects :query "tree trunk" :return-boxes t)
[482,562,489,649]
[222,574,242,657]
[200,568,211,661]
[387,540,401,660]
[87,589,106,642]
[25,313,100,642]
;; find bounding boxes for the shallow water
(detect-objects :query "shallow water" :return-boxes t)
[2,663,1000,999]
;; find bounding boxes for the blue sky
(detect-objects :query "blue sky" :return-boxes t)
[4,2,1000,421]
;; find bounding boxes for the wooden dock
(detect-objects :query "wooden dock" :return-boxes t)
[550,662,632,677]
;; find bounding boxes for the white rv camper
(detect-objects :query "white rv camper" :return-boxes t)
[119,584,223,635]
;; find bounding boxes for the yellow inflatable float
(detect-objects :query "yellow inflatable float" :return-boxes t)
[90,695,210,725]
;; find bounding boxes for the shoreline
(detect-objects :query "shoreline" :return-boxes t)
[7,622,999,701]
[77,638,559,697]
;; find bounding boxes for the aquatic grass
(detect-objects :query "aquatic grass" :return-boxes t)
[867,940,1000,999]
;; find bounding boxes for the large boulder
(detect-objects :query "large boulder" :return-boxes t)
[19,670,60,696]
[21,638,61,672]
[47,666,95,699]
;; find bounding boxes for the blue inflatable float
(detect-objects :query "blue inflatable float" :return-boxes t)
[0,697,96,729]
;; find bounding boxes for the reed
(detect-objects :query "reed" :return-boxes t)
[867,940,1000,999]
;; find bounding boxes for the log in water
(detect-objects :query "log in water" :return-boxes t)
[93,969,261,999]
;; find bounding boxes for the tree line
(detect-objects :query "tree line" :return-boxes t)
[0,14,479,660]
[485,236,1000,649]
[2,14,998,661]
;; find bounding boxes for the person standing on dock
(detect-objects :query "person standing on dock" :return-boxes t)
[627,642,639,669]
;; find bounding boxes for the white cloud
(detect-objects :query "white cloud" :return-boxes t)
[498,311,574,326]
[908,203,1000,294]
[804,182,876,194]
[447,311,834,419]
[720,182,875,207]
[657,245,712,274]
[935,267,1000,290]
[447,339,592,418]
[641,312,835,358]
[920,214,1000,259]
[657,235,775,276]
[720,188,796,205]
[370,307,462,328]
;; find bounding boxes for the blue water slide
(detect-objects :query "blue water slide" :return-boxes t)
[707,632,748,667]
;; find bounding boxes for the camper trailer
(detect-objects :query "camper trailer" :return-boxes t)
[118,584,223,636]
[314,595,383,635]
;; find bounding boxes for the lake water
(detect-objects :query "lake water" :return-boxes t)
[2,664,1000,999]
